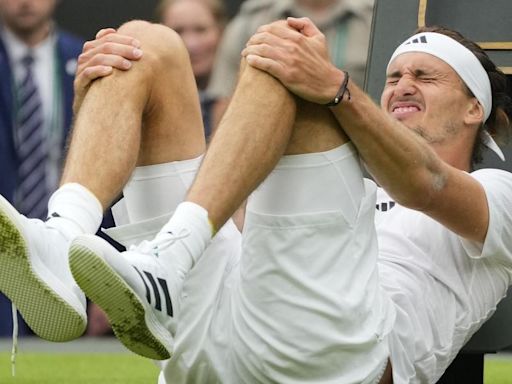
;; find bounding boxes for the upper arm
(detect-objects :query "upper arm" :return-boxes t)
[422,165,489,243]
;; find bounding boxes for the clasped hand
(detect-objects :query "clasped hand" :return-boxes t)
[73,28,143,113]
[72,18,345,113]
[242,17,344,105]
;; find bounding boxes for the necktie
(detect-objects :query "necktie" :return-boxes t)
[15,54,49,219]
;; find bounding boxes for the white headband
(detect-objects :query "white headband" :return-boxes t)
[387,32,504,161]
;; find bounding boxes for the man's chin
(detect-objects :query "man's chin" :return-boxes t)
[396,121,428,138]
[392,115,416,128]
[10,15,44,33]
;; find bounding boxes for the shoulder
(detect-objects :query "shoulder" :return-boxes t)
[54,29,84,76]
[470,168,512,235]
[470,168,512,223]
[233,0,291,24]
[341,0,375,24]
[355,0,376,12]
[470,168,512,191]
[467,168,512,265]
[238,0,279,15]
[55,28,84,53]
[219,0,287,51]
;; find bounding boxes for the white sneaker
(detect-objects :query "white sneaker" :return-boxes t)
[0,195,87,341]
[69,232,189,360]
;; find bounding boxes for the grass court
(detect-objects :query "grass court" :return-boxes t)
[0,338,511,383]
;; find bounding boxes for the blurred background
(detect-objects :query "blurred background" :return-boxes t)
[54,0,245,39]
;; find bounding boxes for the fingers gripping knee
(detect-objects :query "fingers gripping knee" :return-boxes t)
[117,20,189,70]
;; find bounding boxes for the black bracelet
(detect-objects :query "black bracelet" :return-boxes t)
[324,71,351,107]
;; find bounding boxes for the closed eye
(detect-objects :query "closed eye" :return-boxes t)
[386,78,399,86]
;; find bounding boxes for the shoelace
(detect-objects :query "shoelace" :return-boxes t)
[9,219,59,377]
[11,303,18,376]
[7,218,67,376]
[131,228,191,257]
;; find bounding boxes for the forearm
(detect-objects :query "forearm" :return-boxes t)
[330,80,447,210]
[242,18,489,241]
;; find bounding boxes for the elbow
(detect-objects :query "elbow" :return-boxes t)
[393,167,448,212]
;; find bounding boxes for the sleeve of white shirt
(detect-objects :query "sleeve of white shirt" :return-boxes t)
[461,168,512,268]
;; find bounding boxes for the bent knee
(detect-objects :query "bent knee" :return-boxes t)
[117,20,188,66]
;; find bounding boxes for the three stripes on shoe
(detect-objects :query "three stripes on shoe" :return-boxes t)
[133,267,173,317]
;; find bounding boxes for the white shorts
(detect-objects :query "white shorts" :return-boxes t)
[105,156,203,246]
[105,144,394,384]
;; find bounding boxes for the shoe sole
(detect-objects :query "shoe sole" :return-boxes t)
[0,204,86,341]
[69,241,171,360]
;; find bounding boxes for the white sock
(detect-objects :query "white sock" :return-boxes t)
[45,183,103,241]
[156,201,213,271]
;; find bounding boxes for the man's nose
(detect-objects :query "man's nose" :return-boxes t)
[394,76,417,96]
[181,33,201,53]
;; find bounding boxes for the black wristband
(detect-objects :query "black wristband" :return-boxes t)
[324,71,351,107]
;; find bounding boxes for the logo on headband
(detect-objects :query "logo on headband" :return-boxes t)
[405,35,428,45]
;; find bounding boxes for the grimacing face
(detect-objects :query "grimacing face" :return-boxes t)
[0,0,57,36]
[162,0,221,81]
[380,52,480,146]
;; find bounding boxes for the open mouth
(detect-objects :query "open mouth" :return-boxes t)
[391,103,422,119]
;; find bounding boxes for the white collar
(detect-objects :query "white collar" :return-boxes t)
[1,24,55,66]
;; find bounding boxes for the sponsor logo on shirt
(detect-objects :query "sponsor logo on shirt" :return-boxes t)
[376,201,396,212]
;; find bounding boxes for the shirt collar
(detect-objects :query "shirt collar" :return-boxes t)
[1,24,56,66]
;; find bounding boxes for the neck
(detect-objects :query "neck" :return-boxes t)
[432,138,474,172]
[438,149,471,171]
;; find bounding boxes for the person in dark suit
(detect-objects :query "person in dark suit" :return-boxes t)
[0,0,83,337]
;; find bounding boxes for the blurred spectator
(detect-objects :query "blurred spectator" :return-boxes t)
[0,0,83,337]
[157,0,226,138]
[208,0,375,128]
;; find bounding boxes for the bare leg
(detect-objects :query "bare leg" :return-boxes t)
[0,20,207,343]
[218,71,388,384]
[186,63,295,229]
[62,21,205,210]
[67,20,353,365]
[187,62,348,229]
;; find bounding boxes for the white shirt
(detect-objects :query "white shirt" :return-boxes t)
[376,168,512,383]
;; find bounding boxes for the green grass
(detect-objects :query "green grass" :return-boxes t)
[0,352,511,383]
[485,358,512,384]
[0,352,159,383]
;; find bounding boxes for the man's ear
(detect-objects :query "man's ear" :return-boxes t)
[465,98,485,126]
